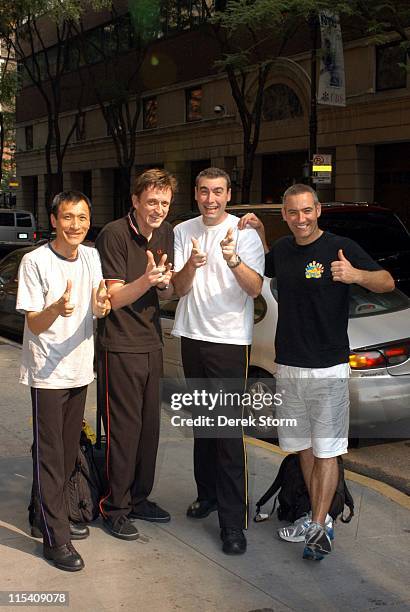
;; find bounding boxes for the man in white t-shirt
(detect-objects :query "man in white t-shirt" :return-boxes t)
[172,167,265,555]
[16,191,110,572]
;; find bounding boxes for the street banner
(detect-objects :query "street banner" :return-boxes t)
[318,11,346,107]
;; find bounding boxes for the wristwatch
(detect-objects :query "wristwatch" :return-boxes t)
[227,255,242,269]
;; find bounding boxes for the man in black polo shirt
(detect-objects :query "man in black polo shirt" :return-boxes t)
[96,169,176,540]
[239,184,394,561]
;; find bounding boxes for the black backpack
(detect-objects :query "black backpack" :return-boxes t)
[64,431,104,524]
[254,454,354,524]
[29,430,104,531]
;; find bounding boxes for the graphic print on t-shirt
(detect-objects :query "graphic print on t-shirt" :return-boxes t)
[305,260,324,279]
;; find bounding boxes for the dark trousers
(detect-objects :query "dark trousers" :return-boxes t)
[31,386,87,547]
[97,349,163,521]
[181,337,248,530]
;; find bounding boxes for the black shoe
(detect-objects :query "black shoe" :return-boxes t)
[220,528,247,555]
[43,542,84,572]
[103,515,140,541]
[129,500,170,523]
[69,522,89,540]
[186,499,217,519]
[31,522,89,540]
[31,523,42,538]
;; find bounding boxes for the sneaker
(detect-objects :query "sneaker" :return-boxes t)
[129,500,170,523]
[303,521,332,561]
[103,515,140,541]
[278,513,334,543]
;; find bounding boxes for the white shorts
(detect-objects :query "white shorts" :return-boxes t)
[275,363,350,458]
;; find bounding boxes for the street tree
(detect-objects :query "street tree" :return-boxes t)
[0,0,111,214]
[72,0,165,217]
[0,43,17,190]
[209,0,355,202]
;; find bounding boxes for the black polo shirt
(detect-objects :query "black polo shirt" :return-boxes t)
[96,211,174,353]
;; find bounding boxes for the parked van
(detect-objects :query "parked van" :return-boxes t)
[0,209,36,247]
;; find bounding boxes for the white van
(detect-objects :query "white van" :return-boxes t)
[0,209,37,246]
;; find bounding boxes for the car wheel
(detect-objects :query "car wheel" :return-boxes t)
[245,368,278,440]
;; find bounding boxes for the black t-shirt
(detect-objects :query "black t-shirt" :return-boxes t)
[96,212,174,353]
[265,232,382,368]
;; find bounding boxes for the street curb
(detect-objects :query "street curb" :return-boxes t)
[246,436,410,511]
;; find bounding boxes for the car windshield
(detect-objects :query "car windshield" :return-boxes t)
[269,278,410,318]
[319,211,410,255]
[348,285,410,318]
[231,208,410,256]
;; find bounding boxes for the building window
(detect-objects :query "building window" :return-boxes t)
[376,43,407,91]
[262,84,303,121]
[76,113,86,141]
[25,126,33,150]
[186,86,202,122]
[143,97,158,129]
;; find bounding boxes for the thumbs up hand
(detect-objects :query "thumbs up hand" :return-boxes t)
[189,237,207,269]
[95,279,111,318]
[56,279,75,317]
[220,227,236,263]
[331,249,359,284]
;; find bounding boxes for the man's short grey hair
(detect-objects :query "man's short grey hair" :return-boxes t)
[282,184,319,205]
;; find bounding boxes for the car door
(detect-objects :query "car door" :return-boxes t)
[0,251,24,335]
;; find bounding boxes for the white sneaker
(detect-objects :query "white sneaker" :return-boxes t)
[303,521,332,560]
[278,513,334,543]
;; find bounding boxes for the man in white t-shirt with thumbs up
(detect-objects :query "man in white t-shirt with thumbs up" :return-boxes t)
[17,191,110,572]
[172,167,265,555]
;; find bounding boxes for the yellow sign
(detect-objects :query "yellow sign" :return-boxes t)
[312,165,332,172]
[9,180,19,188]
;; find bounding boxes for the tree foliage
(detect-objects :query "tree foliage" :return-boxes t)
[0,44,17,190]
[0,0,112,214]
[210,0,354,202]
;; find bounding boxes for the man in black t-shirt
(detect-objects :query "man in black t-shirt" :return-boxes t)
[96,169,176,540]
[239,184,394,561]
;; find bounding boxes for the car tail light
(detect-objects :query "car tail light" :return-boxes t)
[349,342,410,370]
[33,231,37,241]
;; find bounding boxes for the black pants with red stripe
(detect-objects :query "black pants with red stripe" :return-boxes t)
[97,349,163,521]
[181,337,248,530]
[31,386,87,547]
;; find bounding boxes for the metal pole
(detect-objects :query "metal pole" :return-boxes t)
[309,13,318,186]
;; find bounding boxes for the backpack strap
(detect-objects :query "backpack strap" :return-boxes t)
[340,482,354,523]
[254,455,295,522]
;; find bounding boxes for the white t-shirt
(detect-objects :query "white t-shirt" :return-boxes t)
[16,243,103,389]
[172,214,265,345]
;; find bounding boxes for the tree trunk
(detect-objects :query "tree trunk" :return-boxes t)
[0,111,4,186]
[241,143,256,204]
[116,165,132,219]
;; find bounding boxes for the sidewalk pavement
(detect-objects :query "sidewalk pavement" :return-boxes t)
[0,341,409,612]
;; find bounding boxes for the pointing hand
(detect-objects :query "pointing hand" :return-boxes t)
[189,237,207,268]
[145,250,170,286]
[220,227,236,263]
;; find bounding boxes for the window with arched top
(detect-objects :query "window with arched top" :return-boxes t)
[262,84,303,121]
